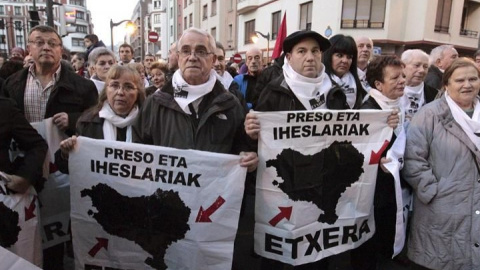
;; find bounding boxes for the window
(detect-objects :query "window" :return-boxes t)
[203,4,207,20]
[211,27,216,39]
[76,24,87,33]
[189,13,192,27]
[76,11,85,20]
[341,0,386,28]
[244,19,255,44]
[184,16,187,29]
[229,24,232,40]
[71,0,85,7]
[435,0,452,33]
[0,6,4,15]
[211,0,217,16]
[154,14,161,23]
[271,11,281,40]
[72,38,84,47]
[15,6,21,15]
[299,2,312,30]
[0,35,5,44]
[14,21,22,31]
[16,35,23,46]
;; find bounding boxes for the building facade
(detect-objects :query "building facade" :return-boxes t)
[0,0,93,58]
[236,0,480,62]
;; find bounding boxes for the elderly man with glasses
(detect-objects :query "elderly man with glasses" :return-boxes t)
[133,27,257,171]
[1,25,97,270]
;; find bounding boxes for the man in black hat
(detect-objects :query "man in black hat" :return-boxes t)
[244,30,400,269]
[244,30,334,269]
[245,30,332,142]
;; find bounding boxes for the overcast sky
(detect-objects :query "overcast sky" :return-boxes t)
[86,0,138,47]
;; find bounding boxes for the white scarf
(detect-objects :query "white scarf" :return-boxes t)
[445,91,480,149]
[98,101,139,142]
[282,58,329,110]
[400,83,425,119]
[357,67,371,92]
[369,88,404,135]
[91,77,105,94]
[215,71,234,90]
[172,69,217,114]
[330,72,357,109]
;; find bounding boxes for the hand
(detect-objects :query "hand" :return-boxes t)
[387,109,400,129]
[59,135,78,159]
[2,174,30,193]
[380,157,391,173]
[245,111,260,140]
[53,112,69,131]
[240,151,258,173]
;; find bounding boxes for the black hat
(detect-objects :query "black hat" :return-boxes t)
[283,31,331,54]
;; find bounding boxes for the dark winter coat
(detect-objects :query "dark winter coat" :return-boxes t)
[133,80,251,155]
[1,62,98,136]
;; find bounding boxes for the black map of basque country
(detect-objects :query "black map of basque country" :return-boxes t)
[267,141,364,225]
[0,201,21,248]
[81,183,191,270]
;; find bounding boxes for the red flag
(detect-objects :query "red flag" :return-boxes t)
[272,12,287,59]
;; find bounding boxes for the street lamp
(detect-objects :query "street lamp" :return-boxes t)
[110,19,135,51]
[251,31,270,64]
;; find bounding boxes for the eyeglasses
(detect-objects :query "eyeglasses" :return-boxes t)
[108,82,137,92]
[178,48,213,58]
[28,40,62,48]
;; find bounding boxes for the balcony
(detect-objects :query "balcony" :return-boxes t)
[341,19,384,29]
[237,0,259,14]
[460,29,479,38]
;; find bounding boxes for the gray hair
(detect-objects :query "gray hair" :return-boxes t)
[401,49,429,65]
[429,45,455,66]
[88,47,116,66]
[177,27,216,53]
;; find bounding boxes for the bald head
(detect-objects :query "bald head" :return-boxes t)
[355,36,373,70]
[246,46,263,76]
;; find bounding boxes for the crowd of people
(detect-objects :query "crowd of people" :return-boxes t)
[2,24,480,270]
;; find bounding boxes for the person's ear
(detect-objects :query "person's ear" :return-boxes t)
[374,80,383,91]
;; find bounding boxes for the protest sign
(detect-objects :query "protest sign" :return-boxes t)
[0,181,42,267]
[254,110,400,265]
[29,119,70,249]
[70,137,247,270]
[0,246,42,270]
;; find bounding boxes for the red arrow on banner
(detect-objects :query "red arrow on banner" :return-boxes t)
[269,206,292,227]
[195,196,225,222]
[24,195,37,221]
[369,140,390,165]
[88,237,108,257]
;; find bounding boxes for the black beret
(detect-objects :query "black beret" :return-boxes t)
[283,31,331,54]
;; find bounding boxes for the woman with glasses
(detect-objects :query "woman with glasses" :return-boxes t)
[58,65,145,168]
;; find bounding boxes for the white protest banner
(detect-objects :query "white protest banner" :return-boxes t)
[0,181,42,267]
[0,246,42,270]
[29,119,71,249]
[254,110,394,265]
[69,137,247,270]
